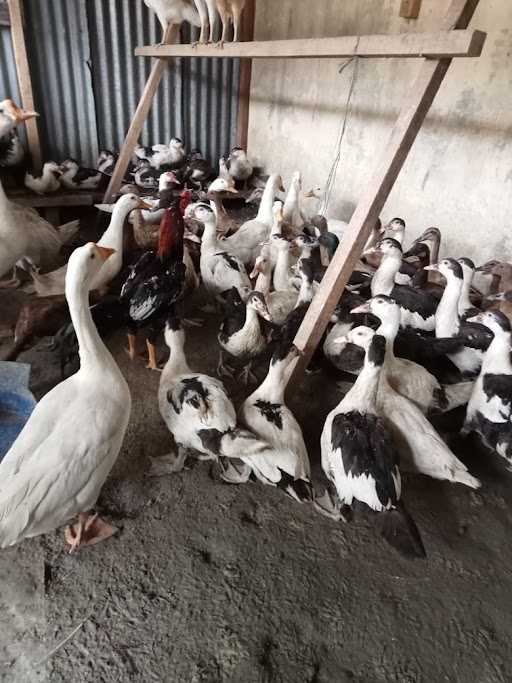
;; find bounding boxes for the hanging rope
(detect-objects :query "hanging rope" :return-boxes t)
[319,41,360,217]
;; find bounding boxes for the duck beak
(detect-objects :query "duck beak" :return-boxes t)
[261,308,273,322]
[466,314,483,324]
[333,335,348,344]
[424,264,439,272]
[137,199,152,210]
[94,245,115,261]
[250,263,261,279]
[363,246,379,255]
[226,186,238,194]
[10,103,39,123]
[350,302,371,314]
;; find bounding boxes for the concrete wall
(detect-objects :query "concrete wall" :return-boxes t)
[248,0,512,264]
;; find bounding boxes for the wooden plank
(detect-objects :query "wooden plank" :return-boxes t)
[7,0,42,171]
[0,5,10,25]
[400,0,422,20]
[236,0,255,149]
[287,0,482,385]
[135,29,485,60]
[103,24,178,203]
[6,191,95,208]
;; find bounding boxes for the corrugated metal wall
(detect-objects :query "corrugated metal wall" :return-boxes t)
[0,0,240,167]
[0,1,20,103]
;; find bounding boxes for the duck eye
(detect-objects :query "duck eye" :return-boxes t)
[90,254,95,260]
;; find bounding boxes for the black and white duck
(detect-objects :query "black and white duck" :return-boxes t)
[150,138,186,170]
[194,203,251,302]
[352,295,473,414]
[343,325,480,487]
[237,345,312,500]
[427,258,492,377]
[369,238,438,331]
[183,149,213,189]
[457,257,479,318]
[321,331,425,558]
[120,204,186,370]
[217,288,272,384]
[24,161,62,195]
[227,146,253,189]
[134,160,162,191]
[0,99,37,167]
[97,150,117,175]
[60,159,102,190]
[463,310,512,465]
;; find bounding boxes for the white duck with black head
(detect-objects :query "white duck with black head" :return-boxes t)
[464,310,512,464]
[370,237,438,331]
[427,258,492,377]
[321,330,425,558]
[217,288,273,384]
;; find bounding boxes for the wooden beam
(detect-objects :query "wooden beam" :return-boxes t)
[0,5,10,25]
[288,0,483,385]
[103,24,178,203]
[6,190,97,208]
[236,0,255,149]
[135,29,485,60]
[7,0,42,171]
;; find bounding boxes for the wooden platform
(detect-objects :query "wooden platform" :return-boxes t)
[5,188,100,208]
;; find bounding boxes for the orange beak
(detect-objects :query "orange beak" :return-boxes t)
[137,199,152,210]
[4,100,39,123]
[94,245,116,261]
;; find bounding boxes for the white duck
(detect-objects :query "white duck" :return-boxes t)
[227,146,253,187]
[221,174,284,265]
[29,193,150,296]
[144,0,201,41]
[0,179,79,288]
[195,203,251,301]
[0,99,38,167]
[150,138,186,169]
[282,171,304,233]
[24,161,62,195]
[344,326,480,488]
[0,242,131,551]
[239,346,311,500]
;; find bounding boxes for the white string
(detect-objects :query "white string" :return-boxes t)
[319,47,360,216]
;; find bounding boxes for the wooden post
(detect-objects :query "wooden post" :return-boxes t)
[236,0,255,150]
[7,0,42,171]
[102,24,178,203]
[287,0,481,385]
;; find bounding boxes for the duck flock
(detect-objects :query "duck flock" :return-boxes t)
[1,97,511,561]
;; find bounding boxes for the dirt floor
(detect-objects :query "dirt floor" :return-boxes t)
[2,211,512,683]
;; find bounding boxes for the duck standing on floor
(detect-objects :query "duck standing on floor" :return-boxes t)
[226,346,312,500]
[194,203,251,302]
[121,204,186,370]
[0,243,131,551]
[344,326,480,488]
[60,159,102,190]
[29,193,149,297]
[464,310,512,464]
[217,288,273,383]
[321,332,425,558]
[227,146,252,188]
[24,161,62,195]
[144,0,201,41]
[0,99,38,167]
[369,238,438,331]
[221,174,285,266]
[427,258,492,377]
[0,178,79,288]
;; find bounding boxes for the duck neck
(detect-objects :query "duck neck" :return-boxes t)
[201,218,219,251]
[458,271,473,315]
[342,356,381,413]
[254,268,271,296]
[273,248,291,291]
[283,183,299,222]
[67,276,111,373]
[296,277,313,307]
[481,330,512,375]
[500,265,512,292]
[376,317,399,361]
[254,357,288,403]
[0,178,12,222]
[435,276,462,337]
[256,178,278,225]
[98,201,131,252]
[429,237,440,264]
[161,331,192,380]
[371,255,400,296]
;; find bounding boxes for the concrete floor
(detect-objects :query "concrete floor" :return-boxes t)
[2,246,512,682]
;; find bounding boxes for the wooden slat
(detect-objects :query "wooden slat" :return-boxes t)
[7,0,42,171]
[6,191,96,208]
[0,5,10,25]
[135,29,485,60]
[103,24,178,203]
[287,0,483,385]
[236,0,255,149]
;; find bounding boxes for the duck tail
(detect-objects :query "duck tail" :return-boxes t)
[377,503,426,559]
[453,469,481,489]
[56,219,80,245]
[276,471,313,502]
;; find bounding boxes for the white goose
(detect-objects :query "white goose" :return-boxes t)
[29,193,150,296]
[0,242,131,551]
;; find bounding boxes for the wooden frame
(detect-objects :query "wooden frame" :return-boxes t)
[7,0,42,171]
[236,0,255,150]
[110,0,483,386]
[135,29,485,60]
